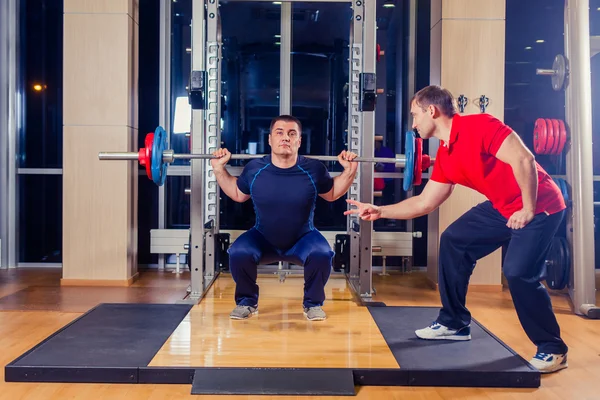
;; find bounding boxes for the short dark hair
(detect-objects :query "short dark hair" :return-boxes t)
[270,115,302,134]
[411,85,457,117]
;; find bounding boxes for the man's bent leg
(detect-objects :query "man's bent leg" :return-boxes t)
[503,210,568,373]
[284,230,333,318]
[416,202,511,340]
[228,228,276,316]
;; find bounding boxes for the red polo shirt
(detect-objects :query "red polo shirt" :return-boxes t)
[430,114,566,219]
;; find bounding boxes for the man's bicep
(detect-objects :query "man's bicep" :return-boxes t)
[318,185,335,202]
[494,131,534,166]
[236,187,251,202]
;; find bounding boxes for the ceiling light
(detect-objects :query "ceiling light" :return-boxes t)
[536,39,545,43]
[525,46,532,50]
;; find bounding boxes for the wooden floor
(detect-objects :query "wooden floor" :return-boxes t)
[0,268,600,399]
[149,276,399,368]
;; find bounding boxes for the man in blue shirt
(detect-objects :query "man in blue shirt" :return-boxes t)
[211,115,358,321]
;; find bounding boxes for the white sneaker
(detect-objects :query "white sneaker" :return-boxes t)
[415,322,471,340]
[529,352,568,373]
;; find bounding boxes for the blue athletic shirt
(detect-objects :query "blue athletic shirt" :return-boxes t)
[236,155,334,250]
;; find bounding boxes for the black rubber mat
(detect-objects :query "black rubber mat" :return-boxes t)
[191,368,355,396]
[5,303,192,382]
[368,306,540,387]
[5,303,539,388]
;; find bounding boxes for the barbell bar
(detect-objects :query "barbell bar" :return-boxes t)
[98,126,433,191]
[99,150,407,165]
[536,54,568,91]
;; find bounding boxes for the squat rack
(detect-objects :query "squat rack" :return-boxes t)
[185,0,379,303]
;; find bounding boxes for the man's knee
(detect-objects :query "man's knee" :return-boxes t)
[228,242,259,267]
[306,247,334,268]
[440,225,461,249]
[503,262,543,284]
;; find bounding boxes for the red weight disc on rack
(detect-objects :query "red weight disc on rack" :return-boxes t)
[544,118,555,155]
[533,118,548,154]
[556,119,567,154]
[549,119,561,154]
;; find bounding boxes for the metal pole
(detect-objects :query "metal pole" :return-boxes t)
[280,2,292,114]
[204,0,221,283]
[564,0,599,318]
[98,151,412,166]
[188,0,207,302]
[358,0,377,300]
[6,0,18,269]
[535,68,558,76]
[405,0,417,234]
[0,0,9,268]
[158,0,171,271]
[427,0,441,287]
[347,2,364,293]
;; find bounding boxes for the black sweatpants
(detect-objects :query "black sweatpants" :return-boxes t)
[436,201,568,354]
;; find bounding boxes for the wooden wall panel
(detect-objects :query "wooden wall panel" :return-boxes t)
[62,126,138,283]
[429,2,506,289]
[63,14,130,126]
[441,0,505,20]
[440,20,506,118]
[64,0,138,21]
[62,3,138,285]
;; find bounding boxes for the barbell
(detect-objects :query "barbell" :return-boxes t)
[98,126,433,191]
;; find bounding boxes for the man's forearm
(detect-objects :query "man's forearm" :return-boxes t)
[512,157,538,211]
[330,169,357,200]
[213,166,242,202]
[379,195,430,220]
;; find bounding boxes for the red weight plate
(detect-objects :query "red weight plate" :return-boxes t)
[556,119,567,154]
[421,154,431,170]
[544,118,555,155]
[377,44,381,62]
[533,118,547,155]
[138,148,146,166]
[549,119,561,154]
[414,138,423,186]
[145,133,154,180]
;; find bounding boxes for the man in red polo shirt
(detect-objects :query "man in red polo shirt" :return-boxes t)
[345,85,568,374]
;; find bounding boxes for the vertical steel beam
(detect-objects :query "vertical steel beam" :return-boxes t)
[158,0,172,270]
[347,2,364,290]
[358,0,376,298]
[204,0,221,281]
[189,0,207,299]
[564,0,599,318]
[280,2,292,115]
